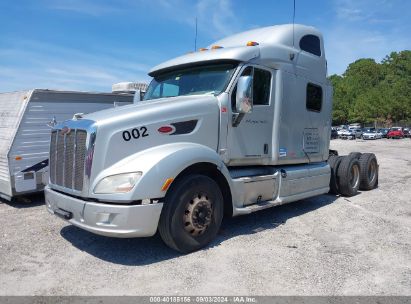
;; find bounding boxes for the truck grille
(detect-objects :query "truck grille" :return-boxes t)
[49,129,88,191]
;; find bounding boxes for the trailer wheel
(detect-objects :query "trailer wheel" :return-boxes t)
[337,156,360,197]
[158,174,224,253]
[359,153,378,190]
[349,152,362,159]
[328,155,343,194]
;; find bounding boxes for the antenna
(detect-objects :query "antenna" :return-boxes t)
[292,0,296,47]
[194,17,198,51]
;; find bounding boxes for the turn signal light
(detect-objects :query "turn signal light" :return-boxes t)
[199,48,208,51]
[246,41,259,46]
[211,45,223,49]
[15,156,22,161]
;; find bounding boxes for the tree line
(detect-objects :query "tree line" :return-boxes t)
[329,50,411,127]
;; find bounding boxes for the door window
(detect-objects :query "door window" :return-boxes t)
[231,66,272,109]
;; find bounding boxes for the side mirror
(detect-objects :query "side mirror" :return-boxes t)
[133,89,141,103]
[236,76,253,113]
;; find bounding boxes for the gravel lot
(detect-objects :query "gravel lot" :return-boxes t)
[0,138,410,296]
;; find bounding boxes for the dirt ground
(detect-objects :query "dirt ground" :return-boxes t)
[0,138,410,296]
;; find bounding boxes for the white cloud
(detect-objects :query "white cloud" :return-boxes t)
[0,40,151,92]
[324,0,410,75]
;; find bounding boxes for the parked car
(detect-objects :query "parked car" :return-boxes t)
[351,128,363,138]
[378,128,389,138]
[340,129,356,140]
[403,128,410,138]
[387,127,404,139]
[337,128,345,136]
[362,129,382,140]
[331,128,338,139]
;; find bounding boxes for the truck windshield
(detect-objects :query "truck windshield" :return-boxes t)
[144,63,237,100]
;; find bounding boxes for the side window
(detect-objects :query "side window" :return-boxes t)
[253,68,271,105]
[231,66,271,109]
[162,83,179,97]
[299,35,321,56]
[306,83,322,112]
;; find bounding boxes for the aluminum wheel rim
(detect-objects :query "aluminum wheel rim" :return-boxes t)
[350,164,360,188]
[183,194,213,236]
[368,160,377,184]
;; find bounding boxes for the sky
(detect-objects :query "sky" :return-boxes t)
[0,0,410,92]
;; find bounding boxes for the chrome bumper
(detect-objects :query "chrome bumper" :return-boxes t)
[45,186,163,238]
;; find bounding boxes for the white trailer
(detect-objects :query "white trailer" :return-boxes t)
[0,89,134,200]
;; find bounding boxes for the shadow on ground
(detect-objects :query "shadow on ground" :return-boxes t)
[1,193,45,208]
[60,194,337,266]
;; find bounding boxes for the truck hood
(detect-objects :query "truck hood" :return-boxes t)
[85,94,221,186]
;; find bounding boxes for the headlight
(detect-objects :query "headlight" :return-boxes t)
[94,172,142,194]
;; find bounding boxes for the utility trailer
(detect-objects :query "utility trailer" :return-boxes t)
[45,24,379,253]
[0,89,134,201]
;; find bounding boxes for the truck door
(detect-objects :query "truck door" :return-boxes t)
[227,65,274,165]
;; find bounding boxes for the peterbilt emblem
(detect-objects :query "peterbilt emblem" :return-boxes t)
[60,126,71,135]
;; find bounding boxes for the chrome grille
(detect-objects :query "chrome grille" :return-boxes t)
[49,129,88,191]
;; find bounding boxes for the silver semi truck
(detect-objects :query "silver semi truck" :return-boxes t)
[45,24,379,253]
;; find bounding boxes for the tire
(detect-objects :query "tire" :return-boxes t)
[337,155,361,197]
[158,174,224,253]
[349,152,362,159]
[359,153,378,190]
[328,155,343,194]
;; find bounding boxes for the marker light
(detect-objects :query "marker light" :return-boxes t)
[161,178,174,191]
[94,172,142,194]
[158,126,174,134]
[199,48,208,51]
[15,156,22,161]
[211,45,223,49]
[246,41,259,46]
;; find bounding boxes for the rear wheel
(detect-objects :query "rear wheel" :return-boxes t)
[328,155,343,194]
[158,174,224,253]
[337,156,361,197]
[359,153,378,190]
[349,152,362,160]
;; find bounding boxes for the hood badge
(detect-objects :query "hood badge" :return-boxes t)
[60,126,71,135]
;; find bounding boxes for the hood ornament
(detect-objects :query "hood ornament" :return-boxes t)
[46,116,57,128]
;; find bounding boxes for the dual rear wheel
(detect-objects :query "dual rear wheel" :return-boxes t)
[328,152,378,197]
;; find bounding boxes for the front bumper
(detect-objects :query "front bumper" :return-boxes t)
[45,186,163,238]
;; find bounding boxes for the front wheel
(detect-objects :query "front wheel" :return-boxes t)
[158,174,224,253]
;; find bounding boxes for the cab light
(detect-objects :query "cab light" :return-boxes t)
[211,45,223,49]
[161,178,174,191]
[199,48,208,51]
[246,41,259,46]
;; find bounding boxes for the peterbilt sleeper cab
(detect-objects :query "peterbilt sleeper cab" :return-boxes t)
[45,24,379,253]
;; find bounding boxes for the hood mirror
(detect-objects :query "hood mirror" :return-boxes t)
[133,89,141,103]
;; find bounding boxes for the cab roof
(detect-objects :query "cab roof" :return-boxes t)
[149,24,326,81]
